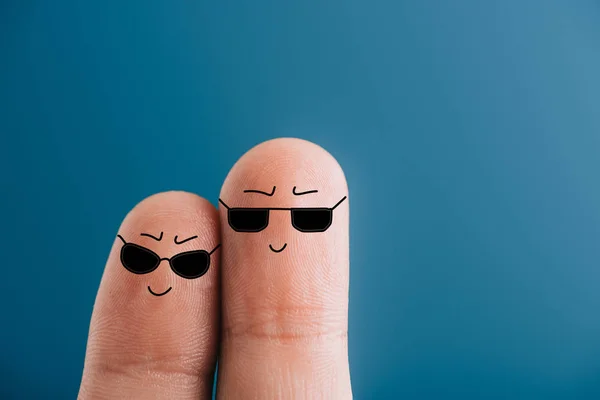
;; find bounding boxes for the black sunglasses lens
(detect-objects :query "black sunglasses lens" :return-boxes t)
[228,209,269,232]
[170,251,210,279]
[121,244,160,274]
[291,208,333,232]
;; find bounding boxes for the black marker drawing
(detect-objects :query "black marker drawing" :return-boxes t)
[141,232,163,241]
[269,243,287,253]
[147,286,172,297]
[116,235,220,296]
[218,195,347,233]
[174,235,198,245]
[244,186,276,196]
[292,186,318,196]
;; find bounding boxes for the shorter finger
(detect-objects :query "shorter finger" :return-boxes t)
[79,191,221,400]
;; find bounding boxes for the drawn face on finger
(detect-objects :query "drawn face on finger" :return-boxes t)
[218,186,347,254]
[116,232,220,296]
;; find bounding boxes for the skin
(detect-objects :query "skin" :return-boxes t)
[78,138,352,399]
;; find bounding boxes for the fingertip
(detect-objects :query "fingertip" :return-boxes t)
[121,190,219,236]
[220,138,348,204]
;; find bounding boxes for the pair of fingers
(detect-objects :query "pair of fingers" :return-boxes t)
[79,138,352,399]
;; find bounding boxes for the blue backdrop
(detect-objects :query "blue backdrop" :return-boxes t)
[2,1,600,398]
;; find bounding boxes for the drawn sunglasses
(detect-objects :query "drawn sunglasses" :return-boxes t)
[116,235,220,279]
[218,196,347,233]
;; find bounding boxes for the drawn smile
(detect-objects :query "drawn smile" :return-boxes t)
[269,243,287,253]
[147,286,172,296]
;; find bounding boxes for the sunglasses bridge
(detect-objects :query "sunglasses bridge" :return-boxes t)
[218,196,347,211]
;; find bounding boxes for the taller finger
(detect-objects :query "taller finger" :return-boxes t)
[217,138,352,399]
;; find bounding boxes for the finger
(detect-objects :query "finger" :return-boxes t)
[217,138,352,399]
[79,191,221,400]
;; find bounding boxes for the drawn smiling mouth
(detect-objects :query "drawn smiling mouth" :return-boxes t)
[269,243,287,253]
[147,286,172,296]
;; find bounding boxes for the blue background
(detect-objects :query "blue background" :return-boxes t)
[2,1,600,398]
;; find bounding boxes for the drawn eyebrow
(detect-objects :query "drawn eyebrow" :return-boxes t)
[243,186,276,196]
[174,235,198,245]
[141,232,163,241]
[292,186,318,196]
